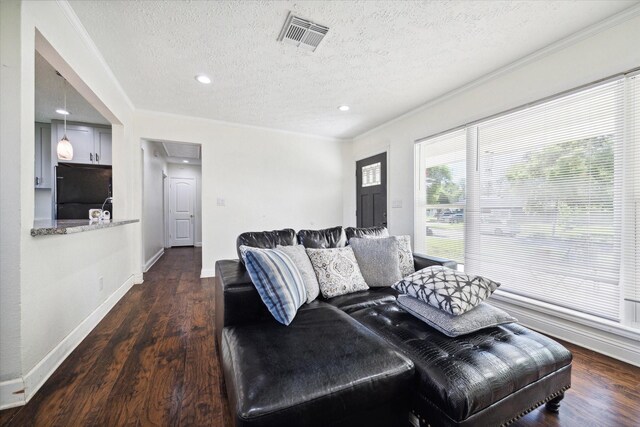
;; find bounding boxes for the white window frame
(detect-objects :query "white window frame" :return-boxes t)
[413,72,640,347]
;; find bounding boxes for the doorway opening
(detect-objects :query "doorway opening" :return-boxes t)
[141,139,202,272]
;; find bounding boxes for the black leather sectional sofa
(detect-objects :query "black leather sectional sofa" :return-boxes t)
[215,227,572,426]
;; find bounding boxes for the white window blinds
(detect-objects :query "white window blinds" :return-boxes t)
[416,74,640,325]
[623,73,640,321]
[467,79,625,321]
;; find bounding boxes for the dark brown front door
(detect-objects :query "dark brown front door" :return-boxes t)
[356,152,387,228]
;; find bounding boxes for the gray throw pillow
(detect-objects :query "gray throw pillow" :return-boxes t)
[362,234,415,277]
[397,295,517,337]
[306,247,369,298]
[348,237,402,287]
[276,244,320,303]
[393,266,500,315]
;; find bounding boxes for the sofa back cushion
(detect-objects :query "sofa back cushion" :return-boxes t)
[345,226,389,241]
[297,226,346,248]
[236,228,296,265]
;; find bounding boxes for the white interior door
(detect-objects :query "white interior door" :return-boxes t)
[169,177,195,247]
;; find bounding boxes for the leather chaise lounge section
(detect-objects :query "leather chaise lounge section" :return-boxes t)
[216,227,572,426]
[351,303,572,426]
[222,304,415,427]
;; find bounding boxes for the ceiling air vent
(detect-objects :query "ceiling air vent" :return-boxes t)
[278,12,328,52]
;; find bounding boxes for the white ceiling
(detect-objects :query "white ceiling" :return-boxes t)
[67,0,636,139]
[35,51,109,126]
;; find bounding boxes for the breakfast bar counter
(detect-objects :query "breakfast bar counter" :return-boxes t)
[31,219,139,236]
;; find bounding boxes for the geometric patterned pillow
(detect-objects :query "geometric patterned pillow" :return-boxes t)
[393,266,500,316]
[242,246,307,325]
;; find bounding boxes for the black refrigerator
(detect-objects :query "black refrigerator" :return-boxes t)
[56,163,112,219]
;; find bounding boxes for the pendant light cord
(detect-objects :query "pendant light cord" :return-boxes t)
[63,79,67,137]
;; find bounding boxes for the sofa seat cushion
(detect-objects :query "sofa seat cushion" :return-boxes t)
[221,304,415,427]
[350,303,572,424]
[324,287,398,313]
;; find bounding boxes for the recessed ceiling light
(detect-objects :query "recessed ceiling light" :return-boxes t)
[338,105,350,112]
[195,74,211,84]
[56,108,70,115]
[183,160,189,163]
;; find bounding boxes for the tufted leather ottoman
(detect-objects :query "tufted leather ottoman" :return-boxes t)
[351,302,572,427]
[221,304,415,427]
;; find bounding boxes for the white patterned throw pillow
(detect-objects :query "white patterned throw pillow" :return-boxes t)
[306,247,369,298]
[393,266,500,316]
[395,235,415,277]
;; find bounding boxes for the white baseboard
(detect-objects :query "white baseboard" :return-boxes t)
[144,248,164,272]
[0,378,26,410]
[133,272,144,285]
[491,293,640,368]
[0,274,137,410]
[200,268,215,278]
[194,242,202,247]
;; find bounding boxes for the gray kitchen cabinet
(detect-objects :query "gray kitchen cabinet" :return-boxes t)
[93,127,112,165]
[34,122,52,188]
[53,122,94,164]
[52,121,111,165]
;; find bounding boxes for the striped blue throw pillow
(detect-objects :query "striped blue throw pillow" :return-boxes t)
[241,246,307,325]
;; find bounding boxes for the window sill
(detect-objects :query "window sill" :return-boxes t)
[490,290,640,366]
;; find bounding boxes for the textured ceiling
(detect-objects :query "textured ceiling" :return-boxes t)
[147,140,202,165]
[35,51,109,126]
[162,141,201,160]
[67,0,636,138]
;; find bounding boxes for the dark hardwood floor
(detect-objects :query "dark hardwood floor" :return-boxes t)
[1,247,638,426]
[0,247,231,427]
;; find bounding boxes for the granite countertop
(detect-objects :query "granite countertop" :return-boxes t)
[31,219,139,236]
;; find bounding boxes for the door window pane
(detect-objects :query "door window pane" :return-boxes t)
[362,162,381,187]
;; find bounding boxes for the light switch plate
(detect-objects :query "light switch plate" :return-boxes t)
[217,198,226,207]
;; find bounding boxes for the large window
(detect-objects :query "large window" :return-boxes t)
[415,74,640,326]
[415,130,466,264]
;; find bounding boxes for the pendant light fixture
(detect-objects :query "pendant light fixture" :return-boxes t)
[56,72,73,161]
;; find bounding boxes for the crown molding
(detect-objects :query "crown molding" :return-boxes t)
[56,0,135,112]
